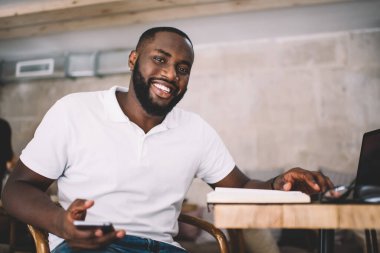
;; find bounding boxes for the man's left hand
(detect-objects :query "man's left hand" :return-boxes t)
[272,168,334,194]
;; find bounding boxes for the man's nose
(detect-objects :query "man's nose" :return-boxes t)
[161,65,178,82]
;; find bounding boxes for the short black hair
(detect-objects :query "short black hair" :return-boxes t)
[136,27,193,51]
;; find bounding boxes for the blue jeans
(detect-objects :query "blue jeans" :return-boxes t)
[52,235,188,253]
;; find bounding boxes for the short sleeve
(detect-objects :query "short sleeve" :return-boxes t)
[196,121,235,184]
[20,99,69,179]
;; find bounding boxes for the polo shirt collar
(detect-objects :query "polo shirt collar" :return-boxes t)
[104,86,130,123]
[161,108,179,129]
[104,86,179,129]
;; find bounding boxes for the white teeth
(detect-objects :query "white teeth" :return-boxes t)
[153,83,171,93]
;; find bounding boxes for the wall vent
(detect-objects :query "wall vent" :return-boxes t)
[16,58,54,78]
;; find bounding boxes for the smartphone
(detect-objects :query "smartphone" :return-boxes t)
[73,220,115,233]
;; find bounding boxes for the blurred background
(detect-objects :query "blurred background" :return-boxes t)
[0,1,380,252]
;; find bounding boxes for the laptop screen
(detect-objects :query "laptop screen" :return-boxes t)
[355,129,380,188]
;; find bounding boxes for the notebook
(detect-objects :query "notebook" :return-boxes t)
[206,187,311,204]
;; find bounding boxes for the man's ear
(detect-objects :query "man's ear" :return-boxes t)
[129,50,138,71]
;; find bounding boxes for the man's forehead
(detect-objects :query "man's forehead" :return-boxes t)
[146,31,194,61]
[147,31,191,49]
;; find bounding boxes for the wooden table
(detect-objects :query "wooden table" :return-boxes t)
[213,203,380,253]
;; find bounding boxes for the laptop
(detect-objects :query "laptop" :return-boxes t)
[353,128,380,201]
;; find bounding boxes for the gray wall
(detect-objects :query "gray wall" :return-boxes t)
[185,29,380,174]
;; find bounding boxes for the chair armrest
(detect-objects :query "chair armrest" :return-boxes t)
[178,213,229,253]
[27,224,50,253]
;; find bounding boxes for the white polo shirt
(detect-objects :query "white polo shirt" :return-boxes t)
[20,86,235,250]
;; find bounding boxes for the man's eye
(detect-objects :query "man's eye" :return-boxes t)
[178,66,189,74]
[153,56,165,63]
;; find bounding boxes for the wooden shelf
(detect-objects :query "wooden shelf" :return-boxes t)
[0,0,352,40]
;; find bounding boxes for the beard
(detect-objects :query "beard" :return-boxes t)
[132,60,186,117]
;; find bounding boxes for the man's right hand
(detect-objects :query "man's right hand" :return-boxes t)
[57,199,126,250]
[3,161,125,250]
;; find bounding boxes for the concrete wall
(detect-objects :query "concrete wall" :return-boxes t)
[184,28,380,175]
[1,28,379,180]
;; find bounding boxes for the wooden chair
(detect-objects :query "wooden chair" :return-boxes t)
[27,213,230,253]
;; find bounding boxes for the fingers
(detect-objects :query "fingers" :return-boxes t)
[116,230,126,238]
[94,229,126,239]
[298,170,321,192]
[312,171,334,192]
[67,229,126,250]
[58,199,95,239]
[272,175,294,191]
[66,220,126,249]
[282,182,292,191]
[68,199,94,221]
[59,199,126,250]
[274,172,314,192]
[279,168,334,194]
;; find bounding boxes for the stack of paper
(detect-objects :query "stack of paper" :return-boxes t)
[207,187,311,204]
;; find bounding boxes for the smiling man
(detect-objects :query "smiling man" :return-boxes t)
[119,28,194,132]
[3,27,333,253]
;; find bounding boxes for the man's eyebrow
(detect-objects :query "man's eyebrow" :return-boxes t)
[155,49,171,57]
[154,48,192,67]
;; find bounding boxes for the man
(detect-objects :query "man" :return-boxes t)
[3,27,333,253]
